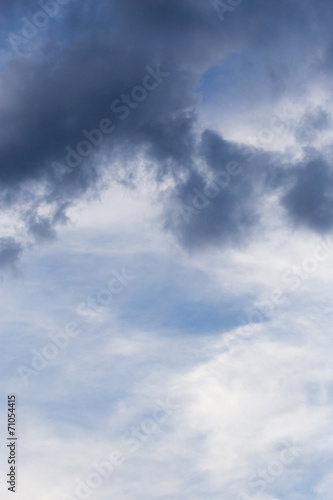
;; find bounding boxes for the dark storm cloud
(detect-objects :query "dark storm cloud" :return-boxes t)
[1,0,333,255]
[165,168,258,250]
[1,0,321,187]
[164,128,333,249]
[164,130,270,249]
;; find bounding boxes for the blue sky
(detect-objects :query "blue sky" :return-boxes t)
[1,1,333,499]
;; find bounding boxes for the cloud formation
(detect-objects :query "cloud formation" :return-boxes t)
[1,0,333,264]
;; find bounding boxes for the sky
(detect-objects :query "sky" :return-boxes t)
[1,1,333,499]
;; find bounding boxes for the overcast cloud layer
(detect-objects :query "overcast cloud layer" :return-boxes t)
[1,1,333,500]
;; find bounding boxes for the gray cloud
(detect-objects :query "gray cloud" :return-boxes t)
[282,157,333,233]
[1,0,333,258]
[295,107,331,145]
[164,130,270,249]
